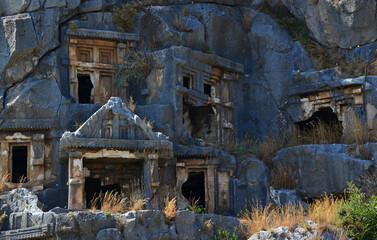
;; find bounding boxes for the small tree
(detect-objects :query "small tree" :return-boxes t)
[112,4,137,32]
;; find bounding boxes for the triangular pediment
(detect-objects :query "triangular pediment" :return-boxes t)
[66,97,162,141]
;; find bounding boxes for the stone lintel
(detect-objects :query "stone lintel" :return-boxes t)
[69,151,82,159]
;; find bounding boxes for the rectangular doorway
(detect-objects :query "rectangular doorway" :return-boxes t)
[11,146,28,183]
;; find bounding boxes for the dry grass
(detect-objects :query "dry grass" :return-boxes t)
[17,176,27,188]
[308,44,377,77]
[308,195,339,231]
[240,203,306,237]
[202,218,213,233]
[242,9,254,33]
[128,195,147,211]
[163,196,177,221]
[173,15,193,32]
[343,112,374,144]
[128,96,136,113]
[90,190,127,214]
[241,197,340,238]
[270,163,296,189]
[0,174,9,194]
[90,191,147,214]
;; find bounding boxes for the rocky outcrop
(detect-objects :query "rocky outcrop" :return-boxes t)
[233,156,270,213]
[276,0,377,49]
[0,77,62,118]
[248,221,349,240]
[273,144,373,198]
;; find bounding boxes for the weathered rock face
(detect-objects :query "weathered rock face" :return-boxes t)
[276,0,377,49]
[235,10,314,138]
[248,221,349,240]
[273,144,373,198]
[0,77,62,119]
[0,188,43,215]
[233,156,269,213]
[0,189,242,240]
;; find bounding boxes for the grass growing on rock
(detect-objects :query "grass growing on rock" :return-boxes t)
[89,191,146,214]
[0,174,9,194]
[163,196,177,221]
[240,195,340,238]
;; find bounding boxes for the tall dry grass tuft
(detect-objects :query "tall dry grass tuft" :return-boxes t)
[163,196,177,221]
[270,163,296,189]
[128,96,136,113]
[240,203,272,237]
[309,194,339,231]
[90,190,127,214]
[240,203,306,236]
[17,176,27,188]
[343,112,371,144]
[0,174,9,194]
[128,195,147,211]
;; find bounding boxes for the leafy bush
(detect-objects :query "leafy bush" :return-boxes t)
[112,4,137,32]
[214,227,238,240]
[335,182,377,240]
[185,199,206,213]
[112,50,153,88]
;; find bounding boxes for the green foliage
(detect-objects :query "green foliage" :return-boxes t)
[335,182,377,240]
[105,210,112,218]
[259,0,313,48]
[201,44,216,55]
[214,227,238,240]
[112,4,137,32]
[112,50,152,88]
[182,7,189,16]
[68,23,78,30]
[179,135,191,146]
[185,199,206,213]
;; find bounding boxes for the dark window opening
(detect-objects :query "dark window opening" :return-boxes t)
[182,100,216,141]
[295,107,343,139]
[204,83,212,97]
[183,75,194,89]
[182,172,205,208]
[78,74,93,104]
[85,177,121,209]
[12,146,28,183]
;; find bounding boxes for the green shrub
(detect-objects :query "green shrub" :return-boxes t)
[185,199,206,213]
[68,23,78,30]
[112,4,137,32]
[335,182,377,240]
[214,227,238,240]
[112,50,153,88]
[182,7,189,16]
[259,0,313,48]
[201,44,216,55]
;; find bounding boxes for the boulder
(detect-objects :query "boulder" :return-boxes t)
[1,77,62,119]
[273,144,373,198]
[235,10,313,139]
[233,156,269,214]
[0,188,43,214]
[278,0,377,48]
[1,13,38,85]
[30,8,61,58]
[0,0,30,16]
[96,228,122,240]
[269,187,306,206]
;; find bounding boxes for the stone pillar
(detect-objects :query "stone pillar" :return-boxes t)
[148,154,159,188]
[207,166,216,213]
[30,134,44,182]
[218,171,231,211]
[68,151,85,210]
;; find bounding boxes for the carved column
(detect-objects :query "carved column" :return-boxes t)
[207,166,216,213]
[68,151,85,210]
[30,134,44,182]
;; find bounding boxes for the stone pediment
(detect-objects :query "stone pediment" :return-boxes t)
[61,97,172,151]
